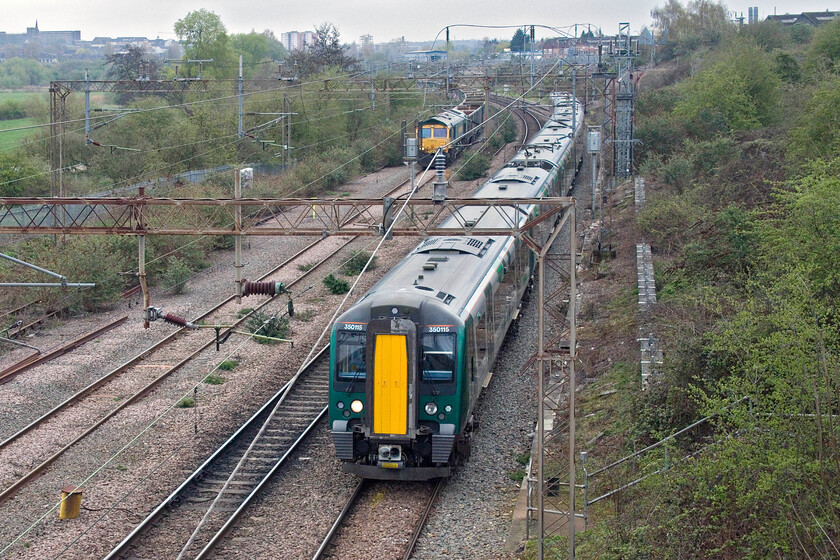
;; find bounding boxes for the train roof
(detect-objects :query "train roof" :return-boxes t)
[506,94,581,170]
[336,93,581,328]
[419,108,468,128]
[352,233,506,322]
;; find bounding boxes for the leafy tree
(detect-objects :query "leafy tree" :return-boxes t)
[284,23,359,78]
[105,44,161,81]
[745,20,789,51]
[652,0,731,59]
[509,28,526,52]
[773,51,801,83]
[673,42,780,133]
[105,44,161,102]
[230,31,286,78]
[0,58,51,88]
[0,153,49,197]
[806,17,840,74]
[174,9,236,78]
[789,77,840,162]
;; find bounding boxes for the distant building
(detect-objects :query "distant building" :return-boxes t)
[0,21,80,45]
[404,50,447,62]
[280,30,316,51]
[766,10,840,26]
[359,34,373,48]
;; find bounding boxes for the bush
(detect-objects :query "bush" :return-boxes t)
[218,359,238,371]
[323,273,350,294]
[162,256,193,295]
[342,250,376,276]
[457,153,490,181]
[204,373,225,385]
[245,311,290,343]
[176,397,195,408]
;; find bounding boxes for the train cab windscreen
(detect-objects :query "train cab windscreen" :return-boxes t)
[336,331,366,382]
[434,128,447,138]
[421,332,456,385]
[421,127,432,138]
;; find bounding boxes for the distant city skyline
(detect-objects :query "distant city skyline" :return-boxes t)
[0,1,832,45]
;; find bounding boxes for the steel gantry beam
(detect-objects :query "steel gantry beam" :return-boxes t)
[0,196,572,245]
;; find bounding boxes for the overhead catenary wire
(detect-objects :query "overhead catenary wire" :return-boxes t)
[5,57,567,555]
[24,215,401,558]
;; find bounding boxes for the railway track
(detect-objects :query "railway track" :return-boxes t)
[0,235,349,505]
[0,315,128,384]
[313,478,445,560]
[103,346,331,559]
[0,166,434,509]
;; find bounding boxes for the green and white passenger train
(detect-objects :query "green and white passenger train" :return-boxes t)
[329,93,583,480]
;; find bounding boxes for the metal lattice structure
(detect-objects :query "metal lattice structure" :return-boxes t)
[613,23,635,178]
[0,196,571,248]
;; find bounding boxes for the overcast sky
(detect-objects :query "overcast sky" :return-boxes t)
[1,1,831,44]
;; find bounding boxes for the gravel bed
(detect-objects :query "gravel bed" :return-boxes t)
[0,164,422,559]
[0,115,536,559]
[325,481,431,559]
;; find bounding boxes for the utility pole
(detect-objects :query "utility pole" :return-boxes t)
[84,70,90,144]
[238,55,243,138]
[445,27,451,97]
[530,26,535,90]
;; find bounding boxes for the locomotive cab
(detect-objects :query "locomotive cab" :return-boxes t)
[330,298,465,480]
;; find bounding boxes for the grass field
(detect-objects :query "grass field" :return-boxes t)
[0,117,38,150]
[0,91,47,103]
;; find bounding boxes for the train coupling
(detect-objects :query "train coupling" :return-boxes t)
[377,444,404,470]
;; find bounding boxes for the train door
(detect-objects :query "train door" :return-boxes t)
[373,334,408,434]
[366,318,417,437]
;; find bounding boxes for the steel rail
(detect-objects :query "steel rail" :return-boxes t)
[0,299,40,322]
[311,479,368,560]
[102,345,330,560]
[194,406,329,560]
[403,478,446,560]
[0,315,127,384]
[0,239,349,506]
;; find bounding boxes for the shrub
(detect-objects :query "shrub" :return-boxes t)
[342,250,376,276]
[245,311,290,343]
[205,373,225,385]
[323,273,350,294]
[218,359,238,371]
[457,153,490,181]
[176,397,195,408]
[162,256,193,295]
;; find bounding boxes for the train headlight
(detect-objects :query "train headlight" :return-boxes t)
[350,400,364,413]
[444,405,452,413]
[336,401,345,409]
[424,402,438,416]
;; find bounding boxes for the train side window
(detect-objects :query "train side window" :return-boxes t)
[475,311,488,365]
[434,128,447,138]
[466,320,476,382]
[336,331,366,381]
[421,127,432,139]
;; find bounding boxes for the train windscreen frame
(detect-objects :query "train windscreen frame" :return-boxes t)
[336,331,366,383]
[420,332,457,395]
